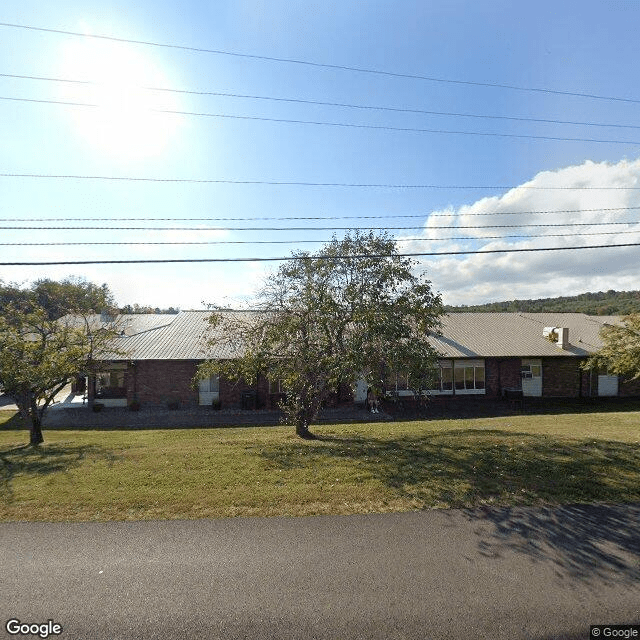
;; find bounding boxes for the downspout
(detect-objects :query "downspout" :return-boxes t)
[578,361,583,399]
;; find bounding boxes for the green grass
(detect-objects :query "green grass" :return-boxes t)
[1,409,640,522]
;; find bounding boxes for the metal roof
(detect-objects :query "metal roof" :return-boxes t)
[86,310,617,361]
[428,312,615,358]
[103,310,257,360]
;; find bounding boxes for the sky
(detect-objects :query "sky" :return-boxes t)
[1,0,640,309]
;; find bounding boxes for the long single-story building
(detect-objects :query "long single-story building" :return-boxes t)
[81,310,640,409]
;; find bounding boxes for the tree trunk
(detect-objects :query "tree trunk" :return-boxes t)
[295,421,316,439]
[29,397,44,446]
[30,415,44,446]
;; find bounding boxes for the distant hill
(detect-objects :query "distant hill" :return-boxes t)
[445,290,640,315]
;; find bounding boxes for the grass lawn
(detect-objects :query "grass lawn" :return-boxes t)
[1,408,640,522]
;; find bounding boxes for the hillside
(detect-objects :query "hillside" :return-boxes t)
[446,290,640,315]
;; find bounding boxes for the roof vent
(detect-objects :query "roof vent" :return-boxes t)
[543,326,569,349]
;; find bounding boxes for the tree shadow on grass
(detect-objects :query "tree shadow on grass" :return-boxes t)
[0,442,121,503]
[259,428,640,583]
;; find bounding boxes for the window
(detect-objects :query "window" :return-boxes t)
[521,363,541,378]
[198,375,219,393]
[96,368,127,400]
[269,379,285,394]
[440,365,453,391]
[426,362,452,394]
[453,360,485,393]
[387,372,410,392]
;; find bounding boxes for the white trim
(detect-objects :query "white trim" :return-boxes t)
[453,359,484,368]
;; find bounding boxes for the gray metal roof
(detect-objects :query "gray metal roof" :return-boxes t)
[103,311,257,360]
[87,310,617,361]
[428,312,615,358]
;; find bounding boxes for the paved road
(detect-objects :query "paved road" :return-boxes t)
[2,505,639,639]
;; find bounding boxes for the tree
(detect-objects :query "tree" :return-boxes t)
[0,276,115,320]
[197,231,444,438]
[586,314,640,381]
[0,279,121,446]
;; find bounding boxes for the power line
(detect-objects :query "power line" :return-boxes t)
[1,222,637,231]
[2,206,639,222]
[2,173,639,189]
[4,95,640,145]
[0,230,635,247]
[2,243,640,266]
[3,73,640,131]
[1,22,639,105]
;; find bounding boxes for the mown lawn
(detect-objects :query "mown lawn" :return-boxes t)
[1,409,640,522]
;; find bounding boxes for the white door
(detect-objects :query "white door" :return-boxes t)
[521,359,542,397]
[598,374,619,396]
[198,375,220,405]
[354,379,368,404]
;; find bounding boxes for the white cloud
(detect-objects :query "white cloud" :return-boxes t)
[404,158,640,305]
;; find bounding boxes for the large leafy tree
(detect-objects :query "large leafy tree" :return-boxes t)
[198,231,444,438]
[0,279,120,446]
[0,276,115,320]
[587,314,640,381]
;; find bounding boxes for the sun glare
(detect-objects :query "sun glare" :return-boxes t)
[58,34,183,161]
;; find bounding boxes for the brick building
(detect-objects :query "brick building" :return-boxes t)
[83,310,640,409]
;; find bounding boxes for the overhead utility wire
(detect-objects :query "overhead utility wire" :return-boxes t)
[3,96,639,145]
[0,230,635,247]
[2,222,636,231]
[3,206,639,222]
[1,22,639,105]
[3,73,639,131]
[2,173,639,189]
[3,243,640,266]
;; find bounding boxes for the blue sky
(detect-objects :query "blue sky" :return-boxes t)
[1,0,640,308]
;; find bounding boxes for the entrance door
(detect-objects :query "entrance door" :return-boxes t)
[354,379,368,404]
[198,375,220,405]
[521,359,542,397]
[598,373,619,396]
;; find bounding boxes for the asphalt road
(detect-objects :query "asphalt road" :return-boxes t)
[2,505,639,640]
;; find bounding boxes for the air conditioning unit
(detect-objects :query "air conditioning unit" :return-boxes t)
[521,371,533,379]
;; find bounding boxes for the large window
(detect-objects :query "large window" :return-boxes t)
[385,365,452,396]
[385,372,410,393]
[453,360,485,394]
[96,368,126,399]
[435,362,453,393]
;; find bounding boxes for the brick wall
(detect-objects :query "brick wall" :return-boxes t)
[619,375,640,397]
[124,356,636,408]
[128,360,200,407]
[542,357,583,397]
[484,358,521,397]
[127,360,275,409]
[484,357,591,398]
